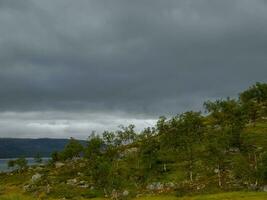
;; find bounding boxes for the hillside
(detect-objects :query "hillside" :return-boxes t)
[0,138,85,158]
[0,121,266,199]
[0,192,267,200]
[0,83,267,199]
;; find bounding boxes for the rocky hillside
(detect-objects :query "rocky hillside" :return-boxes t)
[0,120,266,199]
[0,83,267,200]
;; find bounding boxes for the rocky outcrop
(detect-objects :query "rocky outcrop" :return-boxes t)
[146,182,176,192]
[31,173,42,183]
[55,162,65,168]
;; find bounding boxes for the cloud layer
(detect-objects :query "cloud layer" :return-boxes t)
[0,0,267,138]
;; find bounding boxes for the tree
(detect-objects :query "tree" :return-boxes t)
[84,135,104,160]
[16,157,28,171]
[240,82,267,124]
[139,128,160,176]
[204,98,247,187]
[116,124,137,145]
[61,137,84,160]
[156,116,167,134]
[102,131,116,146]
[204,98,246,149]
[258,151,267,183]
[8,157,28,172]
[232,155,252,186]
[204,127,231,188]
[7,160,15,168]
[240,82,267,104]
[34,153,42,164]
[176,112,205,182]
[91,156,111,189]
[51,151,60,162]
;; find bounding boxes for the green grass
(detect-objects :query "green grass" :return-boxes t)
[0,195,33,200]
[0,192,266,200]
[134,192,267,200]
[0,194,104,200]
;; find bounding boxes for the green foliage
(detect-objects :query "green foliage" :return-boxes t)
[7,160,15,168]
[80,189,99,198]
[2,82,267,199]
[85,135,104,159]
[60,137,84,160]
[42,82,267,197]
[8,157,28,172]
[240,82,267,123]
[232,155,252,183]
[49,183,77,199]
[51,151,60,162]
[34,153,42,164]
[117,124,137,145]
[259,152,267,182]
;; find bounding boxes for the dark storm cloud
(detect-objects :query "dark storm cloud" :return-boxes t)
[0,0,267,138]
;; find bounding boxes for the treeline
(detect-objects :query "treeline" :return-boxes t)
[0,138,73,158]
[51,82,267,194]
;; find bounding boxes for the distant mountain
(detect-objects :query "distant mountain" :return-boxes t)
[0,138,86,158]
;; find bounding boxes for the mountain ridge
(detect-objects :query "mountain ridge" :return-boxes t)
[0,138,86,158]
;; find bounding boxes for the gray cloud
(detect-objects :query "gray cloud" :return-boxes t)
[0,0,267,138]
[0,111,156,139]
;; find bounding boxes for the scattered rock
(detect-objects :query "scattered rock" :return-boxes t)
[77,172,83,176]
[79,184,89,188]
[78,180,89,188]
[111,189,119,199]
[55,162,65,168]
[31,173,42,183]
[67,178,78,185]
[146,182,164,191]
[122,190,129,196]
[23,184,31,192]
[46,184,51,194]
[249,183,258,190]
[165,182,175,188]
[90,186,95,190]
[229,147,240,153]
[196,184,206,190]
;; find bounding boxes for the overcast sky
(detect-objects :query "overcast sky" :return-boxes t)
[0,0,267,139]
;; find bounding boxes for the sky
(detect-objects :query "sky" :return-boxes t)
[0,0,267,139]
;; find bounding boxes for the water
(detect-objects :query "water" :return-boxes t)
[0,158,50,172]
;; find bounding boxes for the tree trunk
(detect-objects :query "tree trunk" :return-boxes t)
[190,170,193,182]
[163,163,167,172]
[218,165,222,188]
[254,152,258,170]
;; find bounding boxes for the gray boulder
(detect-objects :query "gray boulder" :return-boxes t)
[55,162,65,168]
[31,173,42,183]
[67,178,78,186]
[146,182,164,191]
[122,190,129,196]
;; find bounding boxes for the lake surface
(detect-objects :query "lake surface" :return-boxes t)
[0,158,50,172]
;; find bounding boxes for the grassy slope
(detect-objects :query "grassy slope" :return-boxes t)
[0,192,267,200]
[0,121,266,200]
[137,192,267,200]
